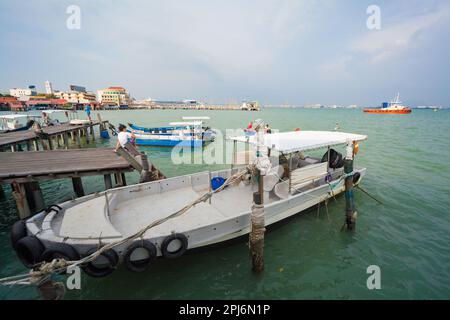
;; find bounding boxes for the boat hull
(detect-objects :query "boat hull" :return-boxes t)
[22,167,366,263]
[363,108,412,114]
[135,137,206,147]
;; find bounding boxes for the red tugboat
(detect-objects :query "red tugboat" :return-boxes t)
[364,93,412,114]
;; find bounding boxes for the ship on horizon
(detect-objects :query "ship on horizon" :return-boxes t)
[364,93,412,114]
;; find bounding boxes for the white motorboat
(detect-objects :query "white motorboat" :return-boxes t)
[0,114,40,133]
[11,130,367,276]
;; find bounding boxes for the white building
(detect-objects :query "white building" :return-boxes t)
[9,87,37,98]
[45,81,53,94]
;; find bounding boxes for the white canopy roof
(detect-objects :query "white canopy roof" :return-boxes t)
[42,110,70,114]
[169,121,203,126]
[182,116,210,120]
[230,131,367,153]
[0,114,30,120]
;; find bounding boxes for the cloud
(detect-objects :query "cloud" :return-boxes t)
[350,6,450,63]
[319,55,353,76]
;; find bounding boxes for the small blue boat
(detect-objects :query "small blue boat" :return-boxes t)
[128,117,216,147]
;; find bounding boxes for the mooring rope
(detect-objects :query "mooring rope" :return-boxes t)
[0,167,250,287]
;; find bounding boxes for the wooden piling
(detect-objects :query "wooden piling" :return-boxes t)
[139,153,152,183]
[33,139,39,151]
[114,172,124,187]
[249,121,266,273]
[76,130,81,148]
[85,128,90,144]
[344,141,356,231]
[24,181,45,212]
[12,183,31,219]
[0,185,5,200]
[63,133,69,149]
[104,174,113,190]
[72,177,85,197]
[90,125,95,141]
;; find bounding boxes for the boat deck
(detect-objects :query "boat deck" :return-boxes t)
[109,182,259,238]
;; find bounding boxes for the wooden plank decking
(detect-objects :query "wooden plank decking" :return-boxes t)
[0,148,133,184]
[0,121,104,147]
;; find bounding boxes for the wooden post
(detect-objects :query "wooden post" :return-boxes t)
[344,141,356,231]
[70,131,75,142]
[11,145,16,152]
[33,139,39,151]
[12,183,31,219]
[63,133,69,149]
[97,114,104,131]
[72,177,85,197]
[250,121,265,273]
[90,126,95,141]
[25,182,45,213]
[76,130,81,148]
[0,185,5,200]
[139,153,152,183]
[288,154,293,195]
[85,127,90,144]
[47,137,54,150]
[104,174,113,190]
[26,141,32,151]
[232,140,237,169]
[121,173,127,186]
[114,173,124,187]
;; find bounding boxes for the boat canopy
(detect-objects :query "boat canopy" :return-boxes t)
[168,121,203,126]
[42,110,71,114]
[0,115,30,120]
[229,131,367,153]
[182,116,210,120]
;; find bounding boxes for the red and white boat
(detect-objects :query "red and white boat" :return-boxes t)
[364,93,412,114]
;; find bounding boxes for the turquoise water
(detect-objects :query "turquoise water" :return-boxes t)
[0,108,449,299]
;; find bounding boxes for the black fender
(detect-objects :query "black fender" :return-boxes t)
[10,220,27,250]
[161,233,188,259]
[15,236,45,268]
[41,243,80,263]
[123,240,157,273]
[353,172,362,185]
[82,248,119,278]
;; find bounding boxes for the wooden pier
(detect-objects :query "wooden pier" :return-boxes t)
[0,118,109,152]
[0,147,165,219]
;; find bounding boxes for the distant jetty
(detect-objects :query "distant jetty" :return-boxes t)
[128,101,260,111]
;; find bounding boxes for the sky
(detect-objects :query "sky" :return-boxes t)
[0,0,449,106]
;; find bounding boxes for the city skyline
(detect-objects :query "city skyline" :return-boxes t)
[1,0,450,107]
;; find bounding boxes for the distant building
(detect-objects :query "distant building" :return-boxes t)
[97,87,132,106]
[54,85,97,108]
[25,96,68,110]
[45,81,53,94]
[55,90,97,105]
[0,97,24,111]
[9,86,37,98]
[69,85,86,93]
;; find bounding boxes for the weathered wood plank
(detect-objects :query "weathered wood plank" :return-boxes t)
[0,148,133,181]
[0,121,106,147]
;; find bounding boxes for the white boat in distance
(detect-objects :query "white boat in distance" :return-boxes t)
[11,130,367,276]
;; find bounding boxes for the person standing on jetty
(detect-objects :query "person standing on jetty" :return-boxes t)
[114,124,136,152]
[85,104,92,122]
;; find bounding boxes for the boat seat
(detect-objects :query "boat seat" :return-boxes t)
[290,162,328,190]
[59,196,122,239]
